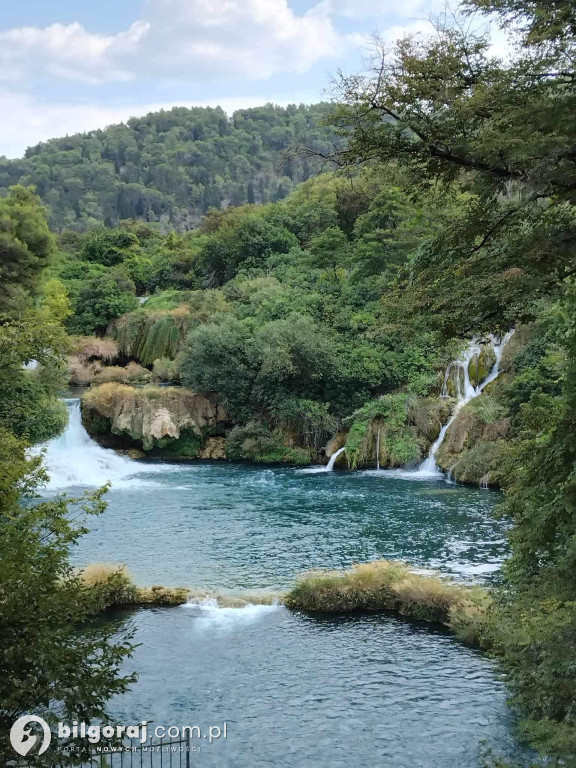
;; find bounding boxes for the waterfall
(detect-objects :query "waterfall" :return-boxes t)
[375,427,381,471]
[418,331,514,475]
[326,446,345,471]
[38,399,167,491]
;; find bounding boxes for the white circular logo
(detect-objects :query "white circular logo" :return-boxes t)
[10,715,52,757]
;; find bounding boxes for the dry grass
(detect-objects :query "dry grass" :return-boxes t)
[93,362,151,385]
[80,562,129,587]
[79,563,190,608]
[82,382,134,416]
[69,357,100,386]
[285,559,492,640]
[74,336,118,363]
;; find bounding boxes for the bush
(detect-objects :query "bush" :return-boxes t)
[152,356,181,382]
[226,420,310,465]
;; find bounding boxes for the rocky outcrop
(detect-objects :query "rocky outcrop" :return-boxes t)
[82,383,228,456]
[335,396,452,470]
[468,345,497,388]
[436,394,510,486]
[199,437,227,460]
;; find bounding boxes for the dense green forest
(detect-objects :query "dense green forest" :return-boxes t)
[0,104,341,231]
[2,0,576,764]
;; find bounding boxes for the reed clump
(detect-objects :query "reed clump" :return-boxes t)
[286,560,492,644]
[79,563,138,608]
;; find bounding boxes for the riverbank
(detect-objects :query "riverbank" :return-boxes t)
[72,329,522,487]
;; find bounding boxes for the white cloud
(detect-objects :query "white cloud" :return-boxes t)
[0,91,307,159]
[0,0,350,85]
[0,22,148,84]
[322,0,440,20]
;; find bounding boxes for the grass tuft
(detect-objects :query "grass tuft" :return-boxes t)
[286,559,492,641]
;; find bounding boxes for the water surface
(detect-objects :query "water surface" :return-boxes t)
[39,403,530,767]
[67,462,507,589]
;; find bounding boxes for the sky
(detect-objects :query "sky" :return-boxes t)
[0,0,450,158]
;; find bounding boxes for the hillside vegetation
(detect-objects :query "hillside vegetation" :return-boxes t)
[0,103,341,231]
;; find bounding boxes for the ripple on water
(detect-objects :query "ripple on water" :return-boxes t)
[39,413,526,767]
[63,462,510,590]
[105,604,529,768]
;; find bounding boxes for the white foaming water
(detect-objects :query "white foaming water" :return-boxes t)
[39,399,172,491]
[182,598,282,630]
[326,446,345,470]
[416,331,515,477]
[298,445,346,474]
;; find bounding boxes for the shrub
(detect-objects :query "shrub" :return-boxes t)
[78,564,137,609]
[152,356,181,383]
[74,336,118,363]
[226,420,310,465]
[271,398,338,452]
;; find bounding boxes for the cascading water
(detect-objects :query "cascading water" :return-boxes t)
[418,331,514,475]
[39,398,168,491]
[376,427,381,472]
[326,446,345,471]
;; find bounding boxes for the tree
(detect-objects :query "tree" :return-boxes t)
[70,273,138,336]
[0,104,344,230]
[0,186,54,316]
[321,7,576,333]
[181,316,257,419]
[319,4,576,760]
[81,229,139,267]
[308,226,349,280]
[0,309,69,443]
[0,430,136,766]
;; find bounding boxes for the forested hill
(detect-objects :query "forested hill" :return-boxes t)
[0,103,341,231]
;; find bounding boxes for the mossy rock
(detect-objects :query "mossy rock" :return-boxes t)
[444,365,465,398]
[81,408,112,436]
[151,428,204,458]
[468,346,497,388]
[438,440,509,487]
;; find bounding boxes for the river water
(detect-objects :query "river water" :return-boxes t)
[39,401,531,767]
